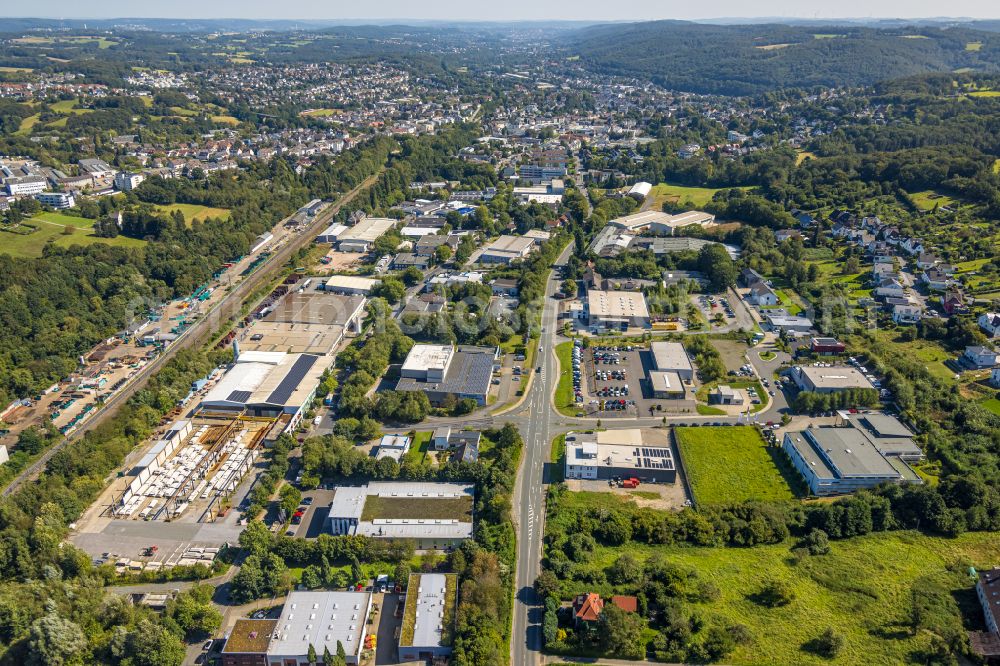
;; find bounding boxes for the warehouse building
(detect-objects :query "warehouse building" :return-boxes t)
[782,426,921,496]
[564,429,676,483]
[244,291,365,355]
[221,591,373,666]
[200,351,331,429]
[478,235,538,264]
[395,344,498,406]
[586,290,650,331]
[649,371,685,399]
[323,275,379,295]
[398,573,458,662]
[325,482,474,549]
[791,365,874,393]
[607,210,715,235]
[336,217,396,252]
[650,341,694,381]
[316,222,347,244]
[628,181,652,201]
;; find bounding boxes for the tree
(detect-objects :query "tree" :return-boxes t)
[165,585,222,639]
[307,642,317,665]
[239,520,274,557]
[608,554,642,585]
[323,645,334,665]
[434,243,453,264]
[27,612,87,666]
[351,555,364,586]
[110,620,185,666]
[755,579,795,607]
[598,604,645,659]
[373,277,406,304]
[401,266,424,286]
[697,243,737,292]
[809,627,844,658]
[336,640,347,666]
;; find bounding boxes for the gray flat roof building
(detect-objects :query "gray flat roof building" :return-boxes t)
[792,365,874,393]
[396,345,497,406]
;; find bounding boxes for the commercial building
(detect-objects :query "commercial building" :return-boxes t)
[245,290,365,355]
[765,313,814,333]
[395,344,498,406]
[221,591,373,666]
[200,351,331,429]
[810,337,846,355]
[479,235,537,264]
[323,275,378,295]
[5,175,47,196]
[586,290,650,331]
[649,371,685,399]
[564,429,676,483]
[398,573,458,662]
[316,222,347,244]
[518,164,566,183]
[710,385,744,405]
[650,341,694,381]
[325,482,474,549]
[628,181,652,201]
[791,365,874,393]
[336,217,396,252]
[607,210,714,235]
[35,191,75,209]
[782,426,921,496]
[375,434,411,462]
[78,158,114,178]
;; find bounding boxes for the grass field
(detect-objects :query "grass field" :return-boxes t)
[301,108,341,117]
[155,203,231,223]
[870,331,955,383]
[993,159,1000,175]
[675,426,799,504]
[211,115,241,125]
[550,434,566,482]
[908,189,957,210]
[980,398,1000,417]
[755,43,792,50]
[554,341,579,417]
[648,182,744,210]
[0,66,33,72]
[795,150,817,165]
[360,495,472,521]
[1,213,144,258]
[400,431,434,466]
[813,33,845,39]
[969,90,1000,98]
[967,41,984,51]
[574,531,1000,666]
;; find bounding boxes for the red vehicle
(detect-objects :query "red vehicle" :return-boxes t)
[621,478,640,489]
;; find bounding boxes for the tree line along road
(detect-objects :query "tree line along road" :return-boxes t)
[2,172,382,497]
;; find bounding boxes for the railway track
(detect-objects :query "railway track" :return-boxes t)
[2,173,381,497]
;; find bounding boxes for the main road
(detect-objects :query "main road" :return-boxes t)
[2,172,382,497]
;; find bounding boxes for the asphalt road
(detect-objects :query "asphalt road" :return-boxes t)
[2,172,382,498]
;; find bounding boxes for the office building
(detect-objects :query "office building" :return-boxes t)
[395,344,498,406]
[564,429,676,483]
[791,365,874,393]
[398,574,458,662]
[35,191,75,209]
[586,290,650,330]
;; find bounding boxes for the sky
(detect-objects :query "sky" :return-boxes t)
[9,1,1000,22]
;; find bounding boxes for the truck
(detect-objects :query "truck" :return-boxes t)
[323,393,334,406]
[621,477,640,489]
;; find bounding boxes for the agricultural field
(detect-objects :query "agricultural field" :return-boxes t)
[1,212,144,258]
[154,203,231,224]
[675,426,800,504]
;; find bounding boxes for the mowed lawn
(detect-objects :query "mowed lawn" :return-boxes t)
[554,342,578,416]
[583,531,1000,666]
[155,203,231,223]
[0,212,145,258]
[675,426,799,504]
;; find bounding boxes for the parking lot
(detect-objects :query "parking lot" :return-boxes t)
[572,342,697,417]
[692,293,737,327]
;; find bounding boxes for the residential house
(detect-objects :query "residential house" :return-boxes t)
[739,268,765,288]
[875,278,906,299]
[490,278,520,297]
[941,288,968,316]
[573,593,604,626]
[979,313,1000,338]
[921,268,952,292]
[892,303,923,325]
[749,282,779,307]
[916,253,941,270]
[963,346,999,369]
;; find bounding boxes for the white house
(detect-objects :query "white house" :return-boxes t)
[979,313,1000,338]
[749,282,779,307]
[875,278,906,299]
[892,303,922,325]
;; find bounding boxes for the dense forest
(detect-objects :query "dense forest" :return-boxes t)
[567,21,1000,95]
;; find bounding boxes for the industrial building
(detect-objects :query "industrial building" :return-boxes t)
[244,290,365,355]
[398,573,458,662]
[607,210,715,235]
[200,350,331,428]
[649,371,685,399]
[221,591,373,666]
[782,423,921,496]
[478,235,538,264]
[316,222,347,244]
[765,313,814,333]
[790,365,874,393]
[650,341,694,381]
[336,217,396,252]
[564,429,676,483]
[395,344,498,406]
[325,482,474,549]
[628,181,652,201]
[323,275,379,295]
[586,290,650,331]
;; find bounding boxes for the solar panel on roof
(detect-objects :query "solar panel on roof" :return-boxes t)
[266,355,318,406]
[227,390,252,403]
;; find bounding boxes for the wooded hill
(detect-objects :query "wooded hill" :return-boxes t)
[566,21,1000,95]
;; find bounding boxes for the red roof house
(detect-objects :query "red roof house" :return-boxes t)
[611,595,638,613]
[572,593,604,625]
